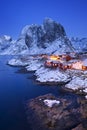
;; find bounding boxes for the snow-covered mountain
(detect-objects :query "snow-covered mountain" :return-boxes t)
[1,18,87,55]
[0,35,12,52]
[0,35,29,55]
[21,18,74,54]
[71,37,87,53]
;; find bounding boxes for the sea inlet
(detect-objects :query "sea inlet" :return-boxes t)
[0,56,79,130]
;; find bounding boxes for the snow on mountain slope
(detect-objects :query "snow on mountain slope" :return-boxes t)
[0,37,29,55]
[0,35,12,52]
[71,37,87,53]
[0,18,81,55]
[23,18,74,54]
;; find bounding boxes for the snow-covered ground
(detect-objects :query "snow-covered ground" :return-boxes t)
[35,66,71,83]
[8,58,29,66]
[71,37,87,53]
[65,71,87,99]
[26,59,43,71]
[65,76,87,90]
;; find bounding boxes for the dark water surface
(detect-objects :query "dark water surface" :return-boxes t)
[0,56,77,130]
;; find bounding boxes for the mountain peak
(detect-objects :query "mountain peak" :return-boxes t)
[0,18,84,55]
[43,17,66,38]
[24,18,66,49]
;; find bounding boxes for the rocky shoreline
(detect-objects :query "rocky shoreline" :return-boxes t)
[7,55,87,99]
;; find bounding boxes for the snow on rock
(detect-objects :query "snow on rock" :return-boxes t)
[71,37,87,53]
[85,95,87,99]
[24,18,74,55]
[25,18,66,49]
[1,19,87,55]
[8,55,43,69]
[0,18,75,55]
[8,58,29,66]
[35,67,71,83]
[43,38,73,55]
[0,35,12,42]
[83,88,87,99]
[65,76,87,91]
[0,34,29,55]
[21,25,30,36]
[65,73,87,99]
[4,35,12,41]
[0,35,12,53]
[83,59,87,66]
[83,88,87,93]
[66,69,85,77]
[43,99,60,107]
[26,59,43,71]
[1,38,29,55]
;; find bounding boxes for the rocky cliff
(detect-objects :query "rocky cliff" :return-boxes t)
[0,18,87,55]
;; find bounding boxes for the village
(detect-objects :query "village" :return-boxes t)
[40,53,87,71]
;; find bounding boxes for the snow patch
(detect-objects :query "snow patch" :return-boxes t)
[83,88,87,93]
[43,99,60,108]
[4,35,11,41]
[85,95,87,99]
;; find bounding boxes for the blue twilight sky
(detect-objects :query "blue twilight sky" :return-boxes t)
[0,0,87,39]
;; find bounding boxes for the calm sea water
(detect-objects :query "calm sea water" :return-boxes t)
[0,56,77,130]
